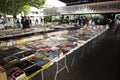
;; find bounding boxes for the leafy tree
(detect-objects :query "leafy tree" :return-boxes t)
[20,5,31,16]
[0,0,45,22]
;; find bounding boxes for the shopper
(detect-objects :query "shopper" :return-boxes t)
[40,18,43,23]
[115,17,120,34]
[83,17,88,26]
[108,18,114,30]
[96,18,101,25]
[66,16,69,24]
[88,18,92,26]
[15,18,20,28]
[0,15,5,29]
[21,16,27,29]
[35,18,38,24]
[25,16,30,28]
[21,16,24,29]
[76,16,81,26]
[28,16,32,27]
[80,16,84,27]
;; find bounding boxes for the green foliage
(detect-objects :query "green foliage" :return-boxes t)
[29,0,45,8]
[19,5,31,15]
[0,11,2,14]
[0,0,45,16]
[79,14,104,19]
[52,16,61,22]
[45,16,52,23]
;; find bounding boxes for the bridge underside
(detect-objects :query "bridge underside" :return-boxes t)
[44,1,120,16]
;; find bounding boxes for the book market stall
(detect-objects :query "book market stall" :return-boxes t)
[1,1,119,80]
[0,23,109,80]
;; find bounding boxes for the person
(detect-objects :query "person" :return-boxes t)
[83,17,88,26]
[80,16,84,27]
[21,16,27,29]
[40,18,43,23]
[66,16,69,24]
[96,18,101,25]
[0,15,5,29]
[15,18,20,28]
[88,18,92,26]
[108,18,114,30]
[76,16,81,26]
[8,17,10,21]
[25,16,30,28]
[115,17,120,34]
[21,16,24,28]
[0,15,4,24]
[28,16,32,27]
[35,18,38,24]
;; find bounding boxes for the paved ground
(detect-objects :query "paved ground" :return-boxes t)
[32,30,120,80]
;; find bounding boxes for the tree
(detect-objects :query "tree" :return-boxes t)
[0,0,9,22]
[0,0,45,22]
[19,5,31,16]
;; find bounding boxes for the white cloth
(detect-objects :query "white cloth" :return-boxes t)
[0,19,3,23]
[0,24,4,29]
[0,18,5,29]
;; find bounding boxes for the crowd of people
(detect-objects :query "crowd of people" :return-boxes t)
[14,16,44,29]
[60,16,115,29]
[0,15,44,30]
[21,16,32,29]
[14,16,32,29]
[0,14,120,32]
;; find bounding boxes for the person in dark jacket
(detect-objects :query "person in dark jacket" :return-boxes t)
[28,16,32,27]
[24,16,30,28]
[21,16,27,29]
